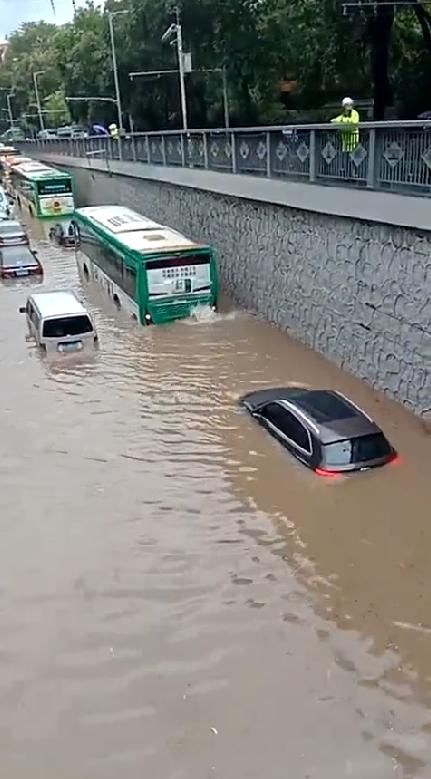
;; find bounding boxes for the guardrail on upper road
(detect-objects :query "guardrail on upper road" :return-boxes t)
[20,121,431,197]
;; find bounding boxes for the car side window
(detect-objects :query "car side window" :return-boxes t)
[260,402,311,452]
[27,302,37,326]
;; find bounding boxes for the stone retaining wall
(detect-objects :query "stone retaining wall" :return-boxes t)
[69,164,431,417]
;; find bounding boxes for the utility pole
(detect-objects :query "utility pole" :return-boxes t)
[175,7,188,133]
[107,10,127,134]
[222,66,229,130]
[161,9,189,132]
[33,70,45,132]
[6,93,14,128]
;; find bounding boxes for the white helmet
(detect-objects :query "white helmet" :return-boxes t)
[342,97,354,107]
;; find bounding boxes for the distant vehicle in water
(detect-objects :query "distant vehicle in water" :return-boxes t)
[19,291,97,353]
[0,219,29,246]
[49,220,78,248]
[0,146,20,177]
[240,388,397,475]
[0,186,12,219]
[9,162,75,219]
[74,205,219,325]
[0,244,42,279]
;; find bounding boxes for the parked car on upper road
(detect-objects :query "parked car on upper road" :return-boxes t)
[37,129,58,140]
[240,387,397,475]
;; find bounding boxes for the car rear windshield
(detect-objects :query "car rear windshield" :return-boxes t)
[37,179,72,196]
[323,433,392,466]
[42,315,93,338]
[0,246,34,267]
[0,223,24,236]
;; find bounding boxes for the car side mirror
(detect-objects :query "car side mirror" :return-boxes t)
[18,306,26,314]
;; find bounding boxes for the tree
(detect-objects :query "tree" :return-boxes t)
[2,0,431,130]
[43,89,71,127]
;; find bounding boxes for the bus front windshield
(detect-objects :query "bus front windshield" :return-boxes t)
[37,179,72,196]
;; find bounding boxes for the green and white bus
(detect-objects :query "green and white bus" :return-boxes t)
[74,205,219,325]
[9,161,75,219]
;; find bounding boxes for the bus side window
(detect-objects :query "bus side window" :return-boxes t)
[123,264,137,299]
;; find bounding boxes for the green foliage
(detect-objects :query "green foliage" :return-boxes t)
[0,0,431,132]
[43,89,71,127]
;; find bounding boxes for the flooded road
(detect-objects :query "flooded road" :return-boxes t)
[1,217,431,779]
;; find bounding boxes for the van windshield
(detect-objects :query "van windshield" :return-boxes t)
[42,315,93,338]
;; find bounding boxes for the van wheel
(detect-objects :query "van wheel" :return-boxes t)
[131,313,137,321]
[113,294,121,309]
[83,264,89,279]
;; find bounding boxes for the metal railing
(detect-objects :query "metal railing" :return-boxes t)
[19,121,431,196]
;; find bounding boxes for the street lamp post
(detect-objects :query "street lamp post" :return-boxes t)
[33,70,45,133]
[222,66,229,130]
[161,7,188,132]
[107,10,128,135]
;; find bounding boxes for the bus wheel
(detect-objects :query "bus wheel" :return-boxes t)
[113,294,121,309]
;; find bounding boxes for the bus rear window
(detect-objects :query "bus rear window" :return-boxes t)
[42,315,93,338]
[37,179,72,196]
[323,434,392,466]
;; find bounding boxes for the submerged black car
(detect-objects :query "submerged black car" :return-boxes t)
[240,388,397,475]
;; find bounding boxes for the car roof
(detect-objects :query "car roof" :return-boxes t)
[0,219,24,231]
[241,388,381,443]
[30,291,89,318]
[76,205,203,254]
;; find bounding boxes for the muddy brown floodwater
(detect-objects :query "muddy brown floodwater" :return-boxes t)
[0,216,430,779]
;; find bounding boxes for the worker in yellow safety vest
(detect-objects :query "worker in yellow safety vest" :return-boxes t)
[109,123,120,140]
[331,97,359,152]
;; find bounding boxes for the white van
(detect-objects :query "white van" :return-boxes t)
[19,291,98,353]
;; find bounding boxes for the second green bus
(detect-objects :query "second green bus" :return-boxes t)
[74,205,219,325]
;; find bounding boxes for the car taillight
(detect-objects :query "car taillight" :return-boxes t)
[389,453,401,466]
[315,467,340,479]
